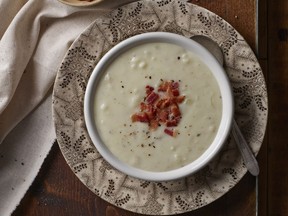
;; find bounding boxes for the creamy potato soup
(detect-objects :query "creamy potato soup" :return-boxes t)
[94,42,222,172]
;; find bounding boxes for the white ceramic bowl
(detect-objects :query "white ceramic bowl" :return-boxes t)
[84,32,233,181]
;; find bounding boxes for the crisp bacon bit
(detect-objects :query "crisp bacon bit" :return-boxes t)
[170,97,185,104]
[156,98,170,109]
[158,110,169,123]
[170,103,181,117]
[156,98,165,108]
[145,92,159,104]
[158,81,169,92]
[176,95,185,103]
[140,102,148,111]
[146,105,156,120]
[146,85,154,95]
[166,120,178,127]
[131,113,149,123]
[131,79,186,138]
[171,81,179,89]
[172,89,180,96]
[167,85,177,97]
[164,128,176,137]
[149,119,159,130]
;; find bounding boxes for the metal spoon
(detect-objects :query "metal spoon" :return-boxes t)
[191,35,260,176]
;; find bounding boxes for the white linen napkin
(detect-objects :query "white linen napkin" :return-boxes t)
[0,0,135,215]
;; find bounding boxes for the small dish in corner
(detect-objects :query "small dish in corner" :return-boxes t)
[57,0,103,7]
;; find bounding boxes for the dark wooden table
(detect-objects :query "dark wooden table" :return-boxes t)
[12,0,288,215]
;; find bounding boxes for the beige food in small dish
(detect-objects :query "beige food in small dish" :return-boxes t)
[57,0,102,7]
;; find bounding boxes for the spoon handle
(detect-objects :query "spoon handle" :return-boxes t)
[232,119,259,176]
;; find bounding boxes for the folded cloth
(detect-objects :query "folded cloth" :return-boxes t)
[0,0,135,215]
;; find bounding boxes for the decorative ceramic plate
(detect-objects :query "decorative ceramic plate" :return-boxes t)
[52,0,268,215]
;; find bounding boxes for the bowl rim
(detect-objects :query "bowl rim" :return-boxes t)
[84,32,234,182]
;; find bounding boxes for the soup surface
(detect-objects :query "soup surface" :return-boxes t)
[94,42,222,172]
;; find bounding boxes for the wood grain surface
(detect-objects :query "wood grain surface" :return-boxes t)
[12,0,279,215]
[267,0,288,215]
